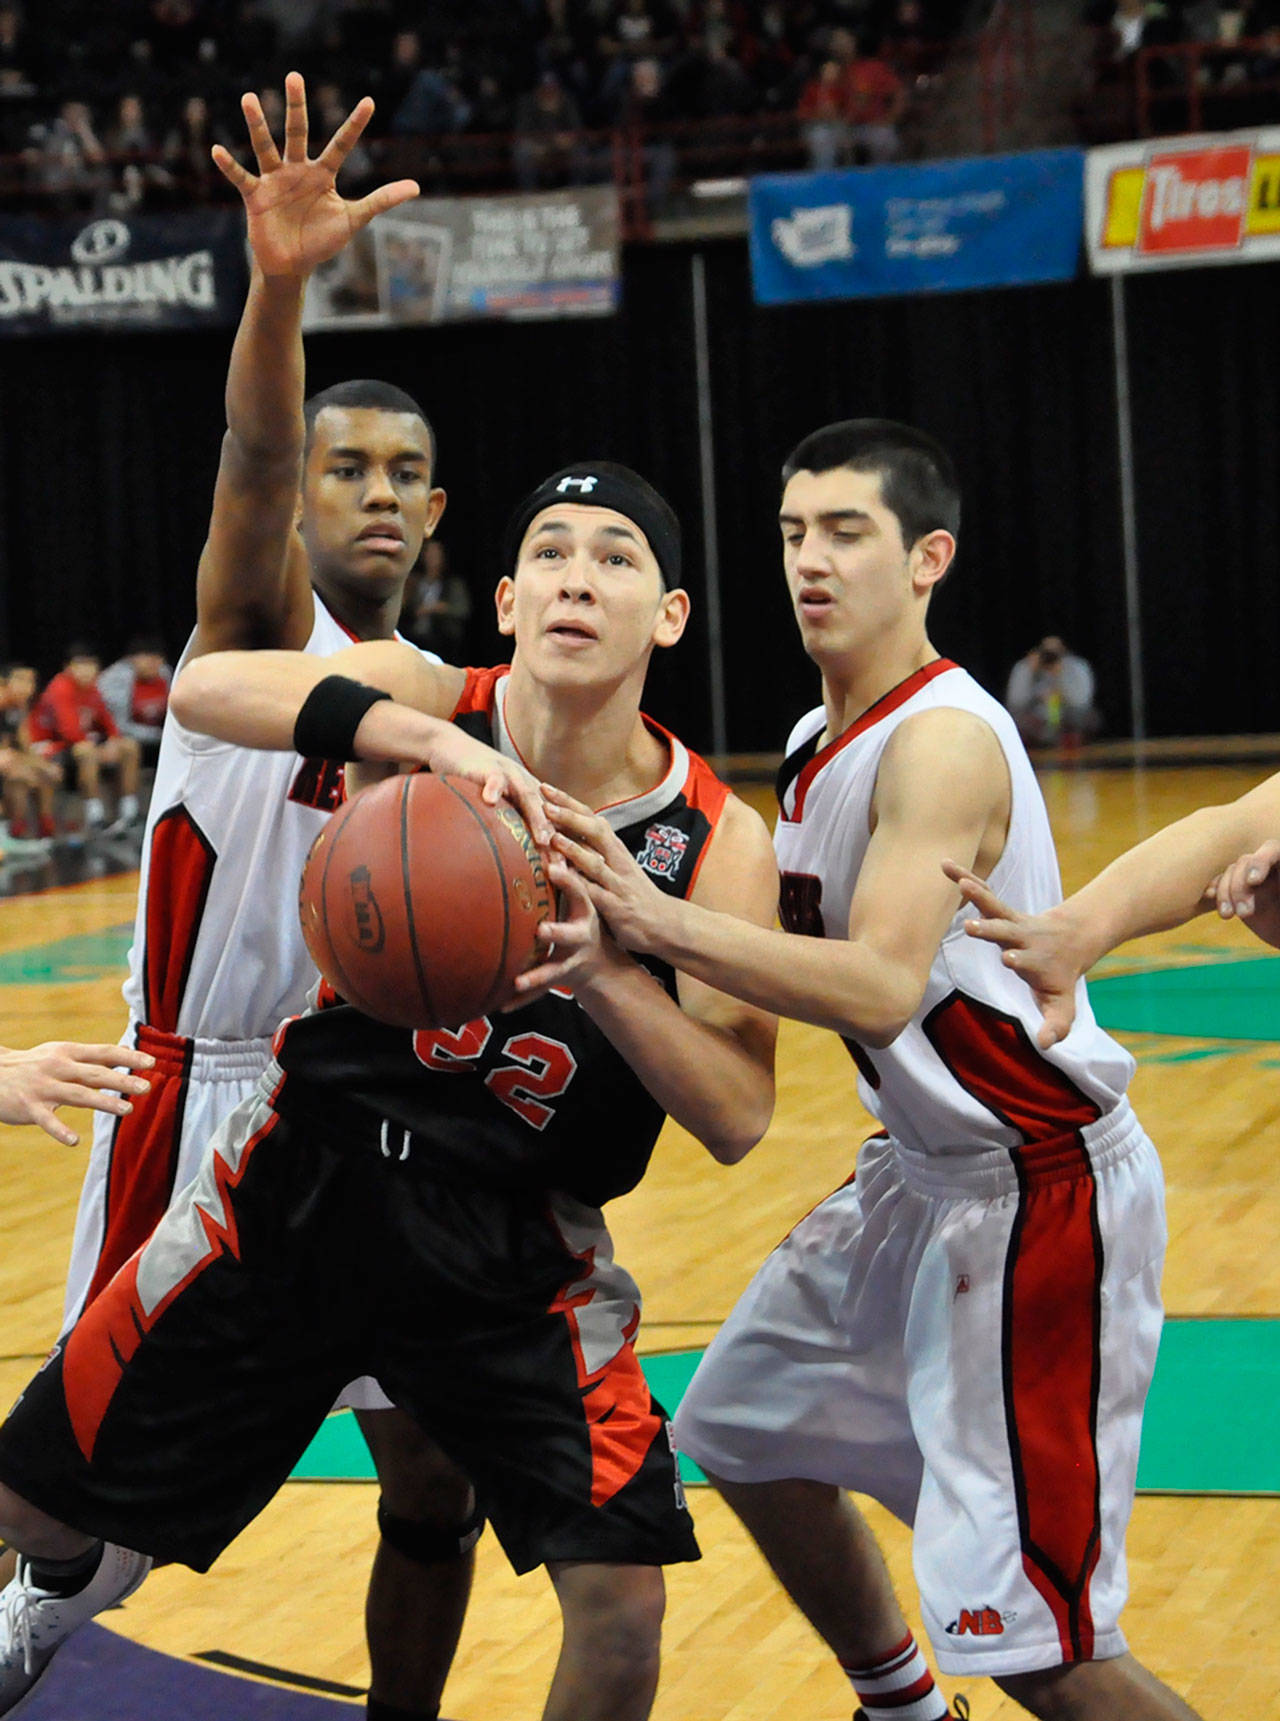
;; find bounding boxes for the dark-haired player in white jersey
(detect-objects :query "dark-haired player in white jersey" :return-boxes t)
[59,75,508,1721]
[0,461,778,1721]
[545,421,1200,1720]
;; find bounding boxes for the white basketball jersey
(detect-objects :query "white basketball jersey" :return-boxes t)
[774,659,1134,1158]
[120,594,420,1042]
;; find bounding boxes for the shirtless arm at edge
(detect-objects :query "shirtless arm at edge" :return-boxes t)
[942,768,1280,1047]
[541,705,1012,1050]
[191,73,420,659]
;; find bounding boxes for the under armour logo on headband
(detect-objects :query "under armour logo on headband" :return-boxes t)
[556,475,599,494]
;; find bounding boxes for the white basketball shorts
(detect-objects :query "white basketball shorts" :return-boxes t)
[674,1101,1166,1677]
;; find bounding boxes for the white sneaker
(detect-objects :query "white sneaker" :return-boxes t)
[82,797,106,831]
[0,1543,152,1713]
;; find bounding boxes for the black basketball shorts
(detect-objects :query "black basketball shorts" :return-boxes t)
[0,1069,698,1576]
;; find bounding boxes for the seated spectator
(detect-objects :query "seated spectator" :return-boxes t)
[513,68,588,188]
[841,30,908,163]
[163,93,230,198]
[24,98,107,207]
[27,644,141,833]
[0,663,60,845]
[398,542,471,660]
[391,46,471,136]
[797,57,854,169]
[665,31,758,118]
[98,635,171,766]
[1005,635,1101,748]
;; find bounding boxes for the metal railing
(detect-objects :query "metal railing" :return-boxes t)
[1135,37,1280,138]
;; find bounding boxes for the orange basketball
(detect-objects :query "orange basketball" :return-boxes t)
[298,773,552,1029]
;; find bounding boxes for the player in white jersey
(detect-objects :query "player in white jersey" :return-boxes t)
[61,76,488,1721]
[545,420,1200,1719]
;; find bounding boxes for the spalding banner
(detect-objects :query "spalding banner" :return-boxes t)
[0,211,247,334]
[1086,128,1280,273]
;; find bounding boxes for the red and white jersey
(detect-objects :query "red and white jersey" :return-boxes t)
[775,658,1134,1158]
[119,594,428,1042]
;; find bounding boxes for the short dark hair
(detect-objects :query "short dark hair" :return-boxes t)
[782,419,960,547]
[126,634,166,657]
[65,641,98,663]
[303,379,436,472]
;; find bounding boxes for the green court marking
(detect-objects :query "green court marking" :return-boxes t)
[290,1321,1280,1495]
[1087,955,1280,1042]
[0,926,132,985]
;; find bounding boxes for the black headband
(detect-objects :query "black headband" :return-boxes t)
[504,462,682,589]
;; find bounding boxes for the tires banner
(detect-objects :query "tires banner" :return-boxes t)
[1086,129,1280,273]
[0,211,247,334]
[302,186,620,328]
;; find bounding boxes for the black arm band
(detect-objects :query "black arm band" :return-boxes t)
[293,675,393,762]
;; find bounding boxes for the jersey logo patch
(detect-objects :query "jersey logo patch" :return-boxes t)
[945,1607,1014,1637]
[637,822,688,879]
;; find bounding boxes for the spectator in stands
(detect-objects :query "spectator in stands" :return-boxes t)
[798,56,855,168]
[390,37,471,136]
[399,541,472,660]
[0,664,59,845]
[513,67,589,187]
[839,28,908,163]
[665,31,758,118]
[27,645,142,833]
[0,2,40,124]
[601,54,679,211]
[24,99,107,207]
[105,92,171,209]
[1005,635,1102,748]
[313,80,374,185]
[602,0,680,66]
[163,92,229,197]
[98,636,171,767]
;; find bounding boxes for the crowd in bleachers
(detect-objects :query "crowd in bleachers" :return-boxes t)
[0,642,168,857]
[1081,1,1280,138]
[0,0,969,210]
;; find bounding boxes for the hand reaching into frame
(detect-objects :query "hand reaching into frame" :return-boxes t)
[0,1042,154,1147]
[1209,838,1280,951]
[941,861,1089,1049]
[212,70,418,279]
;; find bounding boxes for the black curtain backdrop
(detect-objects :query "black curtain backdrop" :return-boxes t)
[1,242,1277,755]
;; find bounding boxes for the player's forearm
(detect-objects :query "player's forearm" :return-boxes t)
[575,958,774,1162]
[646,897,919,1048]
[224,268,307,462]
[1062,799,1277,958]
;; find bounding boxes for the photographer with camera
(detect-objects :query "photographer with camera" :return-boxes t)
[1005,634,1100,748]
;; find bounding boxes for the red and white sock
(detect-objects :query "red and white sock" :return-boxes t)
[843,1631,949,1720]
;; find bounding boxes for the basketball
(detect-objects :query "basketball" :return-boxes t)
[298,773,552,1029]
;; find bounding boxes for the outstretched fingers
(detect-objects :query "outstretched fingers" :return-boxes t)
[240,90,283,173]
[210,142,255,192]
[317,95,376,175]
[349,179,421,228]
[282,68,308,163]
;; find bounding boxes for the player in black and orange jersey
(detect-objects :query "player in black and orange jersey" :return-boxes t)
[0,460,779,1721]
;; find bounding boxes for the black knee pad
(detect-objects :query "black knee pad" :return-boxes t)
[376,1497,485,1567]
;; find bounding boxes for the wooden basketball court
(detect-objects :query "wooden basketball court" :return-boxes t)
[0,756,1277,1719]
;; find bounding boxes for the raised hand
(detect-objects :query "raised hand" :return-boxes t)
[211,70,418,278]
[941,860,1086,1049]
[540,783,674,955]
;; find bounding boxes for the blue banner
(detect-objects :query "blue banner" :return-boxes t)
[749,148,1084,305]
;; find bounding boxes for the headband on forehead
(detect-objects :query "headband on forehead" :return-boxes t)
[504,462,682,589]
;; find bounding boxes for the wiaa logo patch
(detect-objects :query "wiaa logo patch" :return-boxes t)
[348,865,386,952]
[637,822,689,879]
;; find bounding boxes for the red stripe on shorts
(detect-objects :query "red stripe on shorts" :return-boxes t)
[924,991,1104,1662]
[64,1100,281,1462]
[142,804,217,1032]
[84,1025,193,1306]
[548,1238,663,1508]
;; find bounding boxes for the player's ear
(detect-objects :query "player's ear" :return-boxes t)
[495,576,516,637]
[910,529,955,593]
[652,586,690,650]
[424,486,447,535]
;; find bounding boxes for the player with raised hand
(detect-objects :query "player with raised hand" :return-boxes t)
[0,1043,153,1148]
[57,73,526,1721]
[945,769,1280,1046]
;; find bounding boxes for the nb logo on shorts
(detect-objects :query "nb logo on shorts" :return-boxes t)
[946,1607,1013,1637]
[556,475,599,494]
